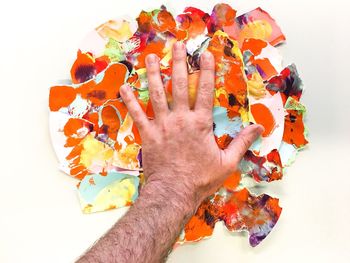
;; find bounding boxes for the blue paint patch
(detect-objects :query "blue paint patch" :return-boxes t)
[94,71,105,84]
[213,106,242,138]
[78,172,139,203]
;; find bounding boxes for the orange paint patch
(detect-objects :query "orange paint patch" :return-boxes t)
[233,188,249,202]
[254,58,278,79]
[215,93,240,118]
[70,51,96,84]
[215,134,233,150]
[241,38,278,80]
[266,149,283,181]
[283,110,308,147]
[188,72,200,109]
[267,198,282,217]
[136,41,165,69]
[101,105,121,141]
[146,100,155,119]
[63,118,92,147]
[124,135,134,145]
[207,3,237,35]
[251,103,275,137]
[208,33,247,107]
[223,170,241,190]
[241,38,267,54]
[177,11,207,38]
[153,9,187,40]
[49,86,76,111]
[69,163,89,180]
[131,124,142,144]
[77,63,128,106]
[184,215,214,241]
[83,112,99,133]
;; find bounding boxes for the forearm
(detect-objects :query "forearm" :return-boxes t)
[77,178,197,263]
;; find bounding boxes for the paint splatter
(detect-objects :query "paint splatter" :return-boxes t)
[178,188,282,247]
[49,3,308,247]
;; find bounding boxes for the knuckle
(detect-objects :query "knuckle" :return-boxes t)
[199,82,214,93]
[150,87,164,102]
[195,115,211,129]
[173,77,188,90]
[174,115,186,129]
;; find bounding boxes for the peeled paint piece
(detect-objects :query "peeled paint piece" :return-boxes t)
[213,106,242,138]
[177,7,209,39]
[265,66,308,148]
[49,63,142,176]
[242,38,283,81]
[50,62,130,109]
[208,30,247,109]
[249,92,286,156]
[49,3,308,246]
[181,196,221,242]
[283,108,308,148]
[70,51,110,84]
[278,141,298,167]
[207,3,237,36]
[266,64,303,103]
[240,149,283,182]
[227,7,286,47]
[179,188,282,247]
[78,172,139,213]
[222,188,282,247]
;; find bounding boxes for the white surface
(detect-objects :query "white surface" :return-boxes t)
[1,0,350,262]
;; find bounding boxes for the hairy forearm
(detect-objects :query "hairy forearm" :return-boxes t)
[77,178,197,263]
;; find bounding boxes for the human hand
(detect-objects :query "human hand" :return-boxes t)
[120,41,263,211]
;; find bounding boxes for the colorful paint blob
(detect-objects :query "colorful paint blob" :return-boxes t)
[49,3,308,247]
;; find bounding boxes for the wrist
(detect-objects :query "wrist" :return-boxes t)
[139,178,198,221]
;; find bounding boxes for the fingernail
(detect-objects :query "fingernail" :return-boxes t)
[174,41,184,51]
[146,54,158,64]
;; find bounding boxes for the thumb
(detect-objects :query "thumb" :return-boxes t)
[224,124,264,166]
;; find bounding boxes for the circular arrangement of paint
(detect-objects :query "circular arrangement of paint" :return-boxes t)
[49,4,308,247]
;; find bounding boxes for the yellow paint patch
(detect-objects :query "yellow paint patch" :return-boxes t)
[239,20,273,44]
[82,178,137,213]
[247,72,266,99]
[80,134,114,169]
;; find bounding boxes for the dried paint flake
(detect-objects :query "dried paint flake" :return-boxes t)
[49,3,308,247]
[179,188,282,247]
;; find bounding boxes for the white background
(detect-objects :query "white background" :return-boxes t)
[1,0,350,262]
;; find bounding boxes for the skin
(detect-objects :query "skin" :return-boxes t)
[77,42,263,263]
